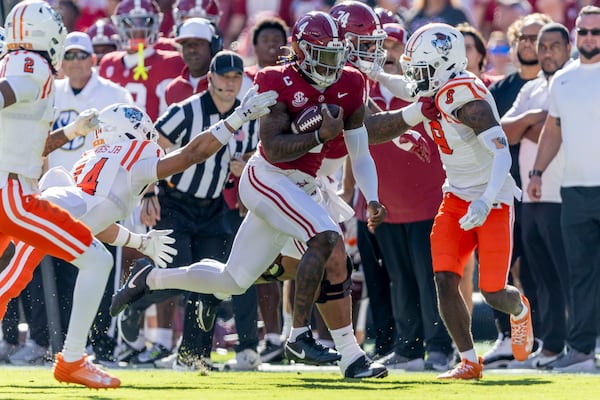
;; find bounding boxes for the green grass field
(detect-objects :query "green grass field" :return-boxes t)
[1,365,599,400]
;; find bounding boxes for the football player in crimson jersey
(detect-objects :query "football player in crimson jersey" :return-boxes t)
[368,23,534,380]
[1,85,276,386]
[110,11,389,379]
[99,0,184,120]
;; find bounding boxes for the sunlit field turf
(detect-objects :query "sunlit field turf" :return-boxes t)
[1,360,599,400]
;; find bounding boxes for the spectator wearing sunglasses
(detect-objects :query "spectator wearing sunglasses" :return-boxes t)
[527,5,600,373]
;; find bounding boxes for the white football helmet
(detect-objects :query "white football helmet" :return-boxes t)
[400,23,467,97]
[5,1,67,70]
[93,104,157,147]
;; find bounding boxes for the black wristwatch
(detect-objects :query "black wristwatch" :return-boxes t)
[528,169,543,178]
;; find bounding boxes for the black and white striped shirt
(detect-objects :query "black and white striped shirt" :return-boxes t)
[155,91,258,199]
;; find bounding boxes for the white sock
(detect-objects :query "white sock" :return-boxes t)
[280,312,292,341]
[289,326,310,342]
[513,301,528,320]
[150,328,173,350]
[460,349,479,363]
[265,333,282,345]
[62,250,112,363]
[148,261,240,294]
[330,324,364,372]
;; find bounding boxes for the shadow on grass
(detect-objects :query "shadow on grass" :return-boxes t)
[270,376,554,390]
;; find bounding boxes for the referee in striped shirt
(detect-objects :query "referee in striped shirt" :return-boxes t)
[123,51,258,367]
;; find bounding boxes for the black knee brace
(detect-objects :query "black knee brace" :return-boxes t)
[261,257,285,282]
[316,255,353,304]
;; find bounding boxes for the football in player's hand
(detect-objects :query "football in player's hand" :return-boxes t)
[291,104,341,134]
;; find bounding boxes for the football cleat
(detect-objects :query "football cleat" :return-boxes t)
[482,333,514,368]
[284,330,341,365]
[510,294,534,361]
[118,305,143,343]
[437,356,483,380]
[53,352,120,389]
[344,355,388,379]
[196,295,221,332]
[110,260,153,317]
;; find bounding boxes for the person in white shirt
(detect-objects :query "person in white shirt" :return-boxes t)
[527,6,600,373]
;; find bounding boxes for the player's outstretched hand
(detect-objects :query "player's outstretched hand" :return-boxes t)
[366,201,387,233]
[139,229,178,268]
[225,85,278,131]
[64,108,100,140]
[394,130,431,163]
[459,197,492,231]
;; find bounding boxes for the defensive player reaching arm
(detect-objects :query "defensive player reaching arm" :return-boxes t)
[0,84,275,388]
[367,22,534,380]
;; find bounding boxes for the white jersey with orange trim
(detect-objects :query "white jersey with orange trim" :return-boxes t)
[425,71,518,204]
[0,51,55,183]
[56,140,162,233]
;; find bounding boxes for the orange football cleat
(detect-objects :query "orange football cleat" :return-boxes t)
[510,294,534,361]
[437,356,483,380]
[53,352,120,389]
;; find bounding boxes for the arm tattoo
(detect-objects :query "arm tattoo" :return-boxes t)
[365,109,413,144]
[261,102,322,163]
[43,131,69,157]
[555,117,561,127]
[456,100,499,134]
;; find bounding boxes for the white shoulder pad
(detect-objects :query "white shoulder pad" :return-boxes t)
[435,76,489,121]
[2,51,51,86]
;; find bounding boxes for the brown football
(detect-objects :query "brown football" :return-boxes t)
[291,104,341,134]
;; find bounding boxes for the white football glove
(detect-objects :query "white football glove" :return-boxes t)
[64,108,100,140]
[138,229,178,268]
[459,197,492,231]
[364,62,383,81]
[225,85,278,130]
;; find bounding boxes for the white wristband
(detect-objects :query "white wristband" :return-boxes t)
[210,120,234,145]
[63,123,78,140]
[401,101,425,127]
[224,110,244,131]
[127,232,143,250]
[109,225,130,247]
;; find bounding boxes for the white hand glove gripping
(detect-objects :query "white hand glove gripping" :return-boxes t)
[136,229,178,268]
[64,108,100,140]
[459,197,492,231]
[225,85,278,131]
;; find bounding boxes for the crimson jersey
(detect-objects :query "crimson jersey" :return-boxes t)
[164,66,209,105]
[98,49,184,120]
[255,65,365,177]
[353,82,445,224]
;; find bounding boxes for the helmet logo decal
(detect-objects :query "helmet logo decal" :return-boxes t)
[334,11,350,29]
[124,106,144,127]
[295,21,309,41]
[432,32,453,56]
